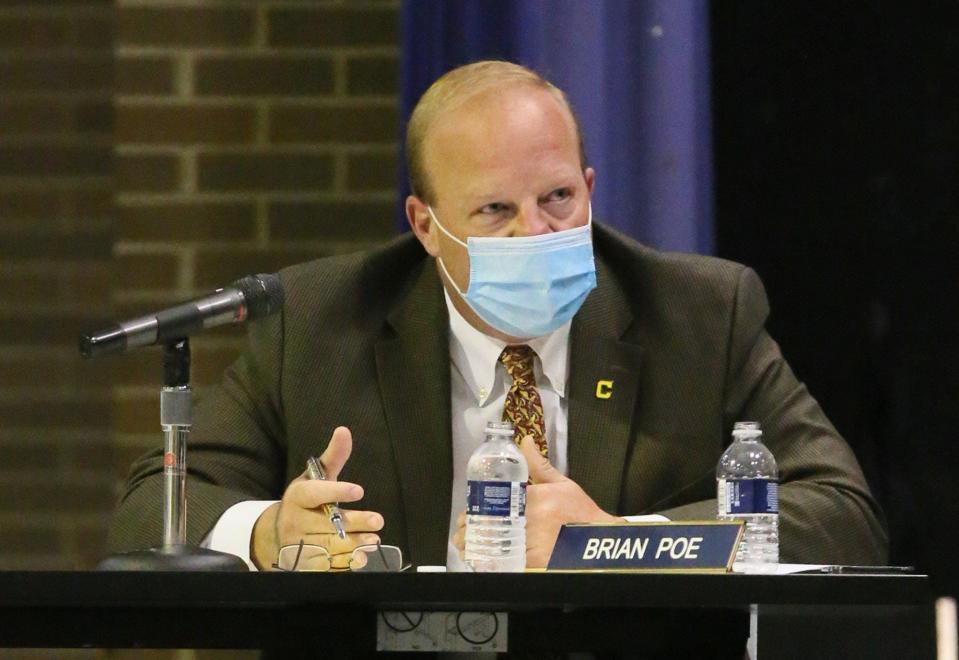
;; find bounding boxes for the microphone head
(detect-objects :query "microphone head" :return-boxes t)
[79,324,125,359]
[233,273,284,320]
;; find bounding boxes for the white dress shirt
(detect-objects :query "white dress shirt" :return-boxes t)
[444,291,571,570]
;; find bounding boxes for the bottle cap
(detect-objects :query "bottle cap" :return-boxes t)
[733,421,762,438]
[485,421,515,437]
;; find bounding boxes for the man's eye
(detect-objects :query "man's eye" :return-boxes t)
[480,203,508,214]
[544,188,571,203]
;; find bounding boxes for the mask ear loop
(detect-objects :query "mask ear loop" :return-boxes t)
[426,206,468,296]
[427,206,468,248]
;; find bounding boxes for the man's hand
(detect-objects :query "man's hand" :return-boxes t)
[250,426,385,570]
[451,435,621,568]
[519,435,622,567]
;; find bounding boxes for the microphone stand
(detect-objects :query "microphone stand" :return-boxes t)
[98,338,247,571]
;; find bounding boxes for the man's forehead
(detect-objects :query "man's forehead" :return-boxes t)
[428,85,574,146]
[422,85,580,199]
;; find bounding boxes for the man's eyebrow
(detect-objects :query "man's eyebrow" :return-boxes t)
[461,174,579,206]
[462,190,504,206]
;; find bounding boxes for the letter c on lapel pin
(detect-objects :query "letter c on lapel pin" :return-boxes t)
[595,380,614,399]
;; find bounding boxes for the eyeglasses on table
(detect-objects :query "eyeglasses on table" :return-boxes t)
[272,541,410,573]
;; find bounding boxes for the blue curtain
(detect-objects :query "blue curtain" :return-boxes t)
[399,0,714,254]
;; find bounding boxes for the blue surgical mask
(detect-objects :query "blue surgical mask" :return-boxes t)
[427,205,597,338]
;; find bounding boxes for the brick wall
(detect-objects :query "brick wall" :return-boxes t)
[0,1,116,572]
[113,0,400,495]
[0,0,400,577]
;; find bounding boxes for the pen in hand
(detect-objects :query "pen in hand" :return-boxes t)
[306,456,347,540]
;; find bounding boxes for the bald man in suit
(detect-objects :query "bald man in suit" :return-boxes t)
[110,61,887,571]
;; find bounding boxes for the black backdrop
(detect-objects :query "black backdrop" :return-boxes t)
[711,2,958,595]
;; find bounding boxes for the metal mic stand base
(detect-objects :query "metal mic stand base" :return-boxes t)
[97,340,247,573]
[97,545,248,572]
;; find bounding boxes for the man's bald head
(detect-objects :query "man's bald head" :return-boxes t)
[405,60,587,204]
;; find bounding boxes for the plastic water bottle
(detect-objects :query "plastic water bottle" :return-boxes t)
[717,421,779,573]
[465,421,528,572]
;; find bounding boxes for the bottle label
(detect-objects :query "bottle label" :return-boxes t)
[718,478,779,515]
[467,480,527,518]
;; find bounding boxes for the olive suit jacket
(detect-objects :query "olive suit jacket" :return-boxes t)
[110,223,888,566]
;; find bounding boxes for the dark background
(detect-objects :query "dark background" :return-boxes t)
[712,2,958,595]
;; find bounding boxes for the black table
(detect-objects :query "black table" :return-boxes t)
[0,571,935,658]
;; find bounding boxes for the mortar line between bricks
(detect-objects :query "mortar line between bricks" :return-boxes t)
[253,3,269,50]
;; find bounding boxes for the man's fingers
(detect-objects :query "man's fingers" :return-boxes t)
[319,426,353,480]
[520,435,564,484]
[336,509,384,533]
[526,546,551,569]
[451,510,467,551]
[291,426,353,482]
[452,526,465,551]
[286,478,363,510]
[283,506,383,535]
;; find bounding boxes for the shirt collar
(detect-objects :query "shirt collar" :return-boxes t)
[444,290,570,404]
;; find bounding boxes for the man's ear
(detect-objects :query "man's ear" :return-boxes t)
[584,167,596,196]
[406,195,440,257]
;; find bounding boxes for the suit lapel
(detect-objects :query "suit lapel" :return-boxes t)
[375,261,452,566]
[567,258,643,513]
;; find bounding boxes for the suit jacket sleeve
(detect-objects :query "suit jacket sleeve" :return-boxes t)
[659,267,889,564]
[107,310,287,553]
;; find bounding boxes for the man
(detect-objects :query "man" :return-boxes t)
[110,61,888,570]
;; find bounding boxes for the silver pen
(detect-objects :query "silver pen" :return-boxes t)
[306,456,347,539]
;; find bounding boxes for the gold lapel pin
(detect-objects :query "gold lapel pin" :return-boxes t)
[595,379,614,399]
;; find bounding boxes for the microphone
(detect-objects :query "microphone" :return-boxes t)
[79,273,284,359]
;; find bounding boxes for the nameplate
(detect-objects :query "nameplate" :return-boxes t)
[546,521,744,572]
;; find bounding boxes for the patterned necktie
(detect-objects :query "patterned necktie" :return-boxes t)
[499,345,548,457]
